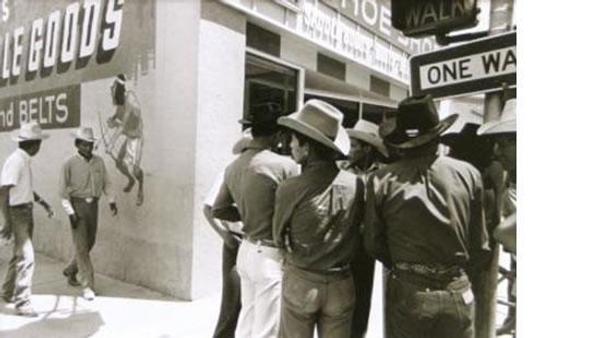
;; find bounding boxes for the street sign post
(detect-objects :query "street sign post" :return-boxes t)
[409,31,515,99]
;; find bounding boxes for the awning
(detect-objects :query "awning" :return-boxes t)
[304,70,398,108]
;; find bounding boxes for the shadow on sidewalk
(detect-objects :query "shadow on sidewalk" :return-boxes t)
[1,294,105,338]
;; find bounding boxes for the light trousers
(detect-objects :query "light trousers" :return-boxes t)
[235,239,283,338]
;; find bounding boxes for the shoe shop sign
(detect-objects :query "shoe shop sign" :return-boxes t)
[409,31,516,99]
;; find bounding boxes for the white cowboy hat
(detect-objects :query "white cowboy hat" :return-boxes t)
[70,127,98,143]
[477,99,516,135]
[278,99,350,156]
[11,122,50,142]
[347,120,388,158]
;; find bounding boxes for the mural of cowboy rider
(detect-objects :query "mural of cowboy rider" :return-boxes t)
[105,74,145,206]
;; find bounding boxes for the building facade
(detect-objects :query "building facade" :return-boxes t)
[0,0,428,300]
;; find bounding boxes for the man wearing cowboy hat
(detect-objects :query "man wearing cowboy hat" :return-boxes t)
[478,98,517,335]
[363,95,491,338]
[342,119,388,338]
[105,74,145,206]
[0,121,54,317]
[59,126,118,301]
[212,102,299,338]
[273,99,364,338]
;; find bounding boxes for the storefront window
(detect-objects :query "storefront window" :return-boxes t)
[244,53,298,122]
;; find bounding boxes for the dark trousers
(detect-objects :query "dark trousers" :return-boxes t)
[212,241,241,338]
[280,264,355,338]
[350,245,375,338]
[64,199,98,289]
[386,273,474,338]
[2,205,34,307]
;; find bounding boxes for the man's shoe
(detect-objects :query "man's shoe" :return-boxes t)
[67,274,81,287]
[16,303,38,317]
[82,288,95,301]
[1,293,13,303]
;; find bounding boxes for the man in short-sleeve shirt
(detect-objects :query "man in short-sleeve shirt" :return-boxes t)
[0,122,53,317]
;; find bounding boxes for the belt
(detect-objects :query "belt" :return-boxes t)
[244,236,279,248]
[71,197,98,204]
[9,202,33,209]
[394,261,464,278]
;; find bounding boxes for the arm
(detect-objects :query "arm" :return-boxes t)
[467,172,492,277]
[0,186,11,239]
[272,184,293,249]
[363,175,392,268]
[33,192,54,218]
[211,181,241,222]
[494,212,516,253]
[203,204,239,249]
[59,161,75,216]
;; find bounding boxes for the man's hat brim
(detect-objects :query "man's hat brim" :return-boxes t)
[385,114,459,150]
[347,130,389,157]
[11,134,49,142]
[278,114,350,156]
[477,119,516,135]
[70,132,97,143]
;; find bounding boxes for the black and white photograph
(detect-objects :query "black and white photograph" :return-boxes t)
[0,0,586,337]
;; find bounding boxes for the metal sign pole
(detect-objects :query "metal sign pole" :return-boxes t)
[476,1,515,338]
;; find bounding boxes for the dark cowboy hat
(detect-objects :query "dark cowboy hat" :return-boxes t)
[238,102,283,128]
[380,95,458,149]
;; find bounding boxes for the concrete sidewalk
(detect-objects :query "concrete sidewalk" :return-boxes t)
[0,245,221,338]
[0,245,512,338]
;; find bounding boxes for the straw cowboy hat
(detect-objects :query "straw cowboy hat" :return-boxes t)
[277,99,350,156]
[347,119,388,157]
[477,99,516,135]
[11,121,50,142]
[380,95,458,149]
[70,127,98,143]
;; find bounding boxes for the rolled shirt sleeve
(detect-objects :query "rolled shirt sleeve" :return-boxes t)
[1,155,21,187]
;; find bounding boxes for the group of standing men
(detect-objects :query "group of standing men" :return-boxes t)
[207,94,517,338]
[0,75,144,317]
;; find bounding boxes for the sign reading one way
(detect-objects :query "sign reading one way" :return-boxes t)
[410,31,516,98]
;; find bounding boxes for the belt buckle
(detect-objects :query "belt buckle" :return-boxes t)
[85,197,94,203]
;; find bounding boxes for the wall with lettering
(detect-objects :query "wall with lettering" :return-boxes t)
[0,0,155,131]
[0,0,203,300]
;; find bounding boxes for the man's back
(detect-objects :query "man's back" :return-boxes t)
[364,154,489,268]
[216,140,298,241]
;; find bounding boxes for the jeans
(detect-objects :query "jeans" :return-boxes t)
[212,241,241,338]
[63,199,98,289]
[386,273,474,338]
[280,264,356,338]
[2,204,34,307]
[235,239,283,338]
[350,244,375,338]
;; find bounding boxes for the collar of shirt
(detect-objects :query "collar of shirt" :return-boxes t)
[16,148,31,162]
[245,138,272,151]
[303,160,338,175]
[75,152,97,163]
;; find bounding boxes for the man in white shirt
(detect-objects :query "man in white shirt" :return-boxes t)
[0,122,54,317]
